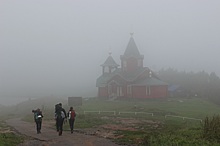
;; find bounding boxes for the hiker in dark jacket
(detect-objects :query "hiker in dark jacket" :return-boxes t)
[32,108,43,134]
[67,107,76,133]
[55,103,67,136]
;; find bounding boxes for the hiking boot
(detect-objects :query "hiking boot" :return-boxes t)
[59,130,62,136]
[71,130,73,133]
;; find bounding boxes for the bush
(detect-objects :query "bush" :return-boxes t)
[203,115,220,142]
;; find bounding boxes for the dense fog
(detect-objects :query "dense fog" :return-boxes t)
[1,0,220,104]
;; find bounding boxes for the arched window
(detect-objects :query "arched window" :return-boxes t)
[146,86,151,95]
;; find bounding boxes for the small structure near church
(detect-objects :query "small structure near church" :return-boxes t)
[96,34,168,98]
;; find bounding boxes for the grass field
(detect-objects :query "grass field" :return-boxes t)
[80,97,220,118]
[75,97,220,145]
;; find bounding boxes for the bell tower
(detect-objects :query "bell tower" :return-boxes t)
[101,52,119,74]
[120,33,144,72]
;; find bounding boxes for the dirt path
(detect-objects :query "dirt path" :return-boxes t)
[6,118,121,146]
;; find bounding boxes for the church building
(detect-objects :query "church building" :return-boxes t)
[96,34,168,98]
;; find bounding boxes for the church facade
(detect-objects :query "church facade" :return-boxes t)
[96,35,168,98]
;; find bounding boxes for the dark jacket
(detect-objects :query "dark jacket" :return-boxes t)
[55,106,67,119]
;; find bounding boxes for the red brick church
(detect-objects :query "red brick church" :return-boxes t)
[96,34,168,98]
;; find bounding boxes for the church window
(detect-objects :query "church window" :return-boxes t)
[146,86,151,95]
[120,87,124,96]
[108,85,112,94]
[117,87,120,96]
[104,67,109,73]
[127,85,132,95]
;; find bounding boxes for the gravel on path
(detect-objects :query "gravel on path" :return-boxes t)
[6,118,121,146]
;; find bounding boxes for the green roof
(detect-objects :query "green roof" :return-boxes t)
[96,73,113,87]
[116,67,147,82]
[132,77,168,86]
[96,67,155,87]
[101,55,119,67]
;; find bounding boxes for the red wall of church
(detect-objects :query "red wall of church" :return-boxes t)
[150,86,168,98]
[132,85,168,98]
[126,58,138,72]
[98,87,108,97]
[132,86,146,98]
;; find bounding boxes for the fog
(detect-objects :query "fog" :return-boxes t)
[1,0,220,103]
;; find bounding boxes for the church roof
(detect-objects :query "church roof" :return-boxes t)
[132,77,168,86]
[96,73,113,87]
[96,67,155,87]
[101,55,119,67]
[96,66,168,87]
[116,67,147,82]
[123,35,143,59]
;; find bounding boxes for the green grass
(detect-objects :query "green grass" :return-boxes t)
[63,114,112,130]
[79,97,220,119]
[0,133,24,146]
[113,120,220,146]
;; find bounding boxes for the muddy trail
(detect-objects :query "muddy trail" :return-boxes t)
[6,118,121,146]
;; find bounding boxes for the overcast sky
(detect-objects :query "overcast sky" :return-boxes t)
[1,0,220,99]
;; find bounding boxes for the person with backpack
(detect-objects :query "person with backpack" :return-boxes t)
[67,107,76,133]
[32,108,43,134]
[55,103,67,136]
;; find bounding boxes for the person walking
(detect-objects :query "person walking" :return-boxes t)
[55,103,67,136]
[32,108,43,134]
[67,107,76,133]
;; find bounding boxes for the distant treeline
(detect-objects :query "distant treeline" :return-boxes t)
[158,68,220,104]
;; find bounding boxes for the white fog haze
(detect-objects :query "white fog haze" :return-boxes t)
[1,0,220,104]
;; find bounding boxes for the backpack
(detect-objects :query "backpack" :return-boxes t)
[34,112,42,121]
[55,104,62,118]
[68,110,76,119]
[61,111,65,119]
